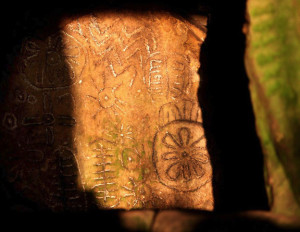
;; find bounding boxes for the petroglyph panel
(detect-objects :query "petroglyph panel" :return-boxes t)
[0,10,212,211]
[153,120,211,192]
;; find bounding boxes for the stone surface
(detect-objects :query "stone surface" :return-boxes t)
[0,10,212,211]
[245,0,300,216]
[152,210,300,232]
[119,210,155,231]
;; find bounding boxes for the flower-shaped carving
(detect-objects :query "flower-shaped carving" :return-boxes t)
[153,120,212,192]
[122,177,153,208]
[161,127,208,182]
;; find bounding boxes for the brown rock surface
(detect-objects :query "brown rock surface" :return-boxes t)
[0,10,212,211]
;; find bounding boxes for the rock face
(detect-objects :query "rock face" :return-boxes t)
[0,10,212,211]
[245,0,300,216]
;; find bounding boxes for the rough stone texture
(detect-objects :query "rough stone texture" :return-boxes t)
[0,10,212,211]
[152,210,300,232]
[245,0,300,216]
[119,210,155,231]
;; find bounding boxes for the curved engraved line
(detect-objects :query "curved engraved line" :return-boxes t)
[121,148,140,169]
[21,32,87,91]
[21,73,78,91]
[172,105,182,120]
[65,60,77,80]
[152,133,160,178]
[162,132,181,149]
[166,161,181,181]
[190,153,209,164]
[23,40,41,53]
[182,162,192,182]
[195,108,200,122]
[59,31,87,78]
[189,135,205,148]
[158,103,182,126]
[177,127,191,147]
[160,175,211,193]
[189,101,195,121]
[166,54,190,98]
[161,151,179,160]
[183,100,187,119]
[153,120,210,192]
[191,160,205,178]
[58,146,88,210]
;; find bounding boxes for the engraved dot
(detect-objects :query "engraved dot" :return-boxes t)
[154,121,209,191]
[181,151,189,158]
[98,88,115,108]
[47,51,60,65]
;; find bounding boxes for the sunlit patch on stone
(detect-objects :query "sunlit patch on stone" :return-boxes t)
[0,10,212,211]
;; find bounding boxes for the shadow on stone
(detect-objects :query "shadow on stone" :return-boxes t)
[198,0,269,211]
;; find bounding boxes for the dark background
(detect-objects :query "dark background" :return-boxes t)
[0,0,272,230]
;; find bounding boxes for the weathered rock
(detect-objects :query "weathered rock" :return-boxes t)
[119,210,155,231]
[0,10,212,210]
[152,210,300,232]
[245,0,300,216]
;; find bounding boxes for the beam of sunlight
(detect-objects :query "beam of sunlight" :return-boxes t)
[0,9,212,211]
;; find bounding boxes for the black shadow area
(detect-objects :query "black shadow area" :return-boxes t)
[198,1,269,211]
[0,2,124,229]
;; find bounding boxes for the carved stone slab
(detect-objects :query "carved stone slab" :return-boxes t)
[0,10,212,211]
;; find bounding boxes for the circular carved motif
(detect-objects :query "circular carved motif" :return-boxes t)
[98,88,116,109]
[153,120,212,192]
[2,112,18,130]
[20,32,86,90]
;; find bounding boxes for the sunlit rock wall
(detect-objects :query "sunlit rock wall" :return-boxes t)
[0,10,212,210]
